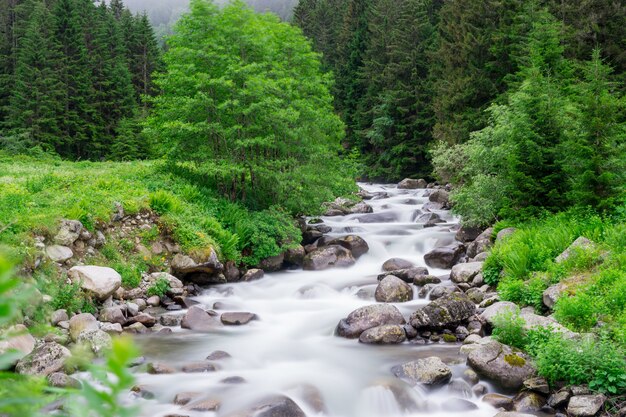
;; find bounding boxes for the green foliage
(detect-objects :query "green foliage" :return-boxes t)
[50,278,94,314]
[146,276,169,298]
[499,275,548,312]
[147,0,357,214]
[492,310,526,349]
[114,261,144,289]
[149,190,181,215]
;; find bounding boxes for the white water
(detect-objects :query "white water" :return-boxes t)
[134,183,501,417]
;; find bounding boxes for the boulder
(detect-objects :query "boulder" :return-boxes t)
[382,258,414,271]
[147,362,175,374]
[398,178,427,189]
[170,250,224,283]
[375,276,413,303]
[480,301,519,327]
[456,226,483,243]
[242,268,264,281]
[220,312,257,325]
[129,312,157,327]
[409,293,476,329]
[450,262,483,284]
[392,357,452,386]
[467,341,536,390]
[357,213,397,224]
[547,390,571,408]
[522,377,550,395]
[428,189,449,205]
[174,391,201,406]
[284,245,306,267]
[466,228,493,259]
[227,395,306,417]
[46,245,74,263]
[513,392,546,413]
[349,202,373,214]
[181,306,220,332]
[496,227,517,242]
[76,329,112,355]
[413,275,441,286]
[69,266,121,300]
[519,309,578,339]
[543,283,566,309]
[149,272,183,289]
[556,237,596,264]
[326,235,369,258]
[54,220,83,246]
[99,306,126,325]
[181,361,218,373]
[48,372,80,389]
[0,324,35,362]
[15,342,71,376]
[567,395,606,417]
[416,212,443,227]
[378,267,429,283]
[358,325,406,344]
[424,244,465,269]
[482,393,514,410]
[100,322,123,334]
[69,313,99,342]
[258,253,284,272]
[206,350,231,360]
[160,313,183,327]
[51,309,69,326]
[303,245,356,271]
[336,304,406,338]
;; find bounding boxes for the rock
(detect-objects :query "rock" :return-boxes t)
[493,413,536,417]
[392,357,452,386]
[129,312,157,327]
[126,302,139,316]
[466,228,493,259]
[181,361,217,373]
[398,178,427,189]
[336,304,406,338]
[378,267,429,283]
[242,268,265,281]
[480,301,519,327]
[428,189,449,205]
[46,245,74,262]
[303,245,356,271]
[416,212,443,227]
[147,362,175,374]
[571,386,592,396]
[100,322,123,334]
[181,306,219,331]
[547,390,571,408]
[221,376,246,384]
[447,379,473,398]
[424,244,465,269]
[51,309,69,326]
[47,372,80,389]
[442,398,478,412]
[229,395,306,417]
[170,250,224,283]
[467,341,536,390]
[206,350,231,360]
[466,288,485,303]
[223,261,241,282]
[359,325,406,344]
[482,394,514,410]
[184,398,221,412]
[349,202,373,214]
[375,275,413,303]
[124,322,149,334]
[472,252,489,262]
[519,309,578,339]
[382,258,414,271]
[496,227,517,242]
[357,212,398,223]
[567,395,606,417]
[556,237,596,264]
[69,313,99,342]
[284,245,306,267]
[54,219,83,246]
[68,266,121,300]
[413,275,441,286]
[450,262,484,284]
[149,272,183,289]
[523,377,549,394]
[220,312,257,325]
[0,324,36,363]
[160,313,183,327]
[146,295,160,307]
[409,293,476,329]
[472,384,488,397]
[174,392,201,405]
[514,392,546,413]
[259,253,284,272]
[326,235,369,258]
[15,342,71,376]
[99,306,126,325]
[543,283,566,309]
[456,226,483,243]
[76,329,112,355]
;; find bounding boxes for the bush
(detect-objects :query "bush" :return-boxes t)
[492,310,526,348]
[499,274,548,311]
[146,277,170,298]
[149,190,182,215]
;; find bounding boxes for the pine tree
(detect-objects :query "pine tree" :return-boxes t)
[129,13,161,107]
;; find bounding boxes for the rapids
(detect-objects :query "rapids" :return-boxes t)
[134,183,504,417]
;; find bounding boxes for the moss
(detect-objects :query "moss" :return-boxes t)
[443,334,457,343]
[504,353,526,367]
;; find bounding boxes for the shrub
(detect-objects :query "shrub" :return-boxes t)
[149,190,182,215]
[146,277,170,298]
[114,262,144,289]
[499,274,548,311]
[553,292,598,331]
[492,310,526,349]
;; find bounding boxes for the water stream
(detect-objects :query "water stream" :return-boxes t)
[134,183,503,417]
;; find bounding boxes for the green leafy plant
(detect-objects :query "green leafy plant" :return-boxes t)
[146,277,169,298]
[492,310,527,349]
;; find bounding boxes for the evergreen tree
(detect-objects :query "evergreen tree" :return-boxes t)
[129,13,161,106]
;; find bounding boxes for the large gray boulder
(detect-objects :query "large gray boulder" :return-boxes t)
[359,325,406,344]
[326,235,369,258]
[392,357,452,386]
[15,342,71,376]
[398,178,427,189]
[467,340,536,390]
[228,395,306,417]
[170,250,224,283]
[481,302,577,338]
[382,258,414,271]
[556,237,596,264]
[99,306,126,325]
[68,266,121,300]
[409,293,476,329]
[496,227,517,242]
[46,245,74,262]
[54,219,83,246]
[284,245,306,267]
[543,283,566,309]
[466,228,493,259]
[378,267,429,283]
[258,253,284,272]
[424,244,465,269]
[456,226,483,243]
[69,313,99,342]
[480,302,518,327]
[76,329,112,355]
[567,395,606,417]
[0,324,35,363]
[428,189,449,205]
[450,262,483,284]
[336,304,406,338]
[181,306,220,332]
[375,276,413,303]
[303,245,356,270]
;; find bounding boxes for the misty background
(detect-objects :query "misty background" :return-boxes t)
[121,0,298,41]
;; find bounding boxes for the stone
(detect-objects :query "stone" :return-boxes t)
[543,283,566,309]
[284,245,306,267]
[128,312,156,327]
[442,398,478,412]
[349,202,373,214]
[99,306,126,325]
[463,368,479,385]
[547,390,571,408]
[416,212,443,227]
[466,228,494,259]
[100,322,123,334]
[126,302,139,316]
[466,288,485,304]
[483,393,514,410]
[428,285,459,300]
[303,245,356,270]
[220,312,257,325]
[450,262,484,284]
[147,362,175,374]
[519,309,578,339]
[258,253,284,272]
[51,309,69,326]
[336,304,406,338]
[224,261,241,282]
[181,361,217,373]
[378,267,429,283]
[181,306,219,331]
[170,250,224,284]
[47,372,80,389]
[472,384,488,397]
[428,189,449,205]
[556,237,596,264]
[54,219,83,246]
[456,226,483,243]
[567,395,606,417]
[76,329,112,355]
[146,295,160,307]
[392,357,452,386]
[496,227,517,242]
[398,178,427,189]
[480,301,518,327]
[124,322,149,334]
[0,324,36,363]
[375,275,413,303]
[174,392,202,405]
[324,235,369,258]
[467,340,536,390]
[15,342,71,376]
[523,377,550,394]
[206,350,231,360]
[382,258,414,271]
[409,293,476,329]
[68,266,121,300]
[160,313,183,327]
[424,244,465,269]
[46,245,74,262]
[447,379,473,398]
[357,212,398,223]
[514,392,546,413]
[412,275,440,286]
[493,413,536,417]
[69,313,99,342]
[359,325,406,344]
[221,376,246,384]
[149,272,183,289]
[242,268,264,281]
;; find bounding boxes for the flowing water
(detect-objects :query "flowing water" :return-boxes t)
[134,183,503,417]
